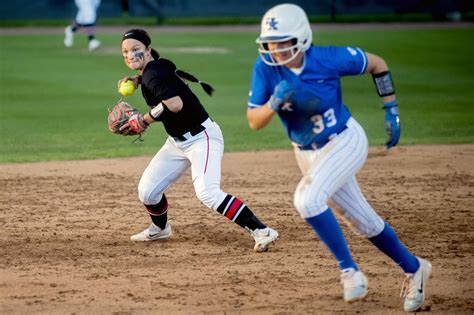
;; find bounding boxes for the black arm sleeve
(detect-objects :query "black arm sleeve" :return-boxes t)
[372,71,395,97]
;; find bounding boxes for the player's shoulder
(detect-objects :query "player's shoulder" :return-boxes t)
[252,55,278,78]
[311,45,364,55]
[252,55,266,70]
[309,45,343,57]
[143,60,172,80]
[309,45,366,67]
[142,60,160,77]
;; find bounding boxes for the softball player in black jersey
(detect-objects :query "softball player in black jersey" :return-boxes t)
[118,29,278,252]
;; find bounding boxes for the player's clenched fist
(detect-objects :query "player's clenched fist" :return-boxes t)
[268,80,295,112]
[117,75,141,95]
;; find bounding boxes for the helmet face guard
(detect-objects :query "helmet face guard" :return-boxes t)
[256,36,302,66]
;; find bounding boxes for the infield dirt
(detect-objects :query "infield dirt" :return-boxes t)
[0,145,473,314]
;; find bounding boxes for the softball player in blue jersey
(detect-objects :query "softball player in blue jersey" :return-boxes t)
[247,4,432,312]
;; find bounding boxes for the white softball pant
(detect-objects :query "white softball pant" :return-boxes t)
[138,118,228,211]
[74,0,101,25]
[293,117,385,238]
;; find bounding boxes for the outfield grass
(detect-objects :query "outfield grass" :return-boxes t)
[0,27,473,162]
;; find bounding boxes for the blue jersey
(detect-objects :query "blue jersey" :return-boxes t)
[248,45,368,148]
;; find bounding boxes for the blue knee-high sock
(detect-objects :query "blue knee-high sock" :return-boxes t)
[369,223,419,273]
[306,208,358,271]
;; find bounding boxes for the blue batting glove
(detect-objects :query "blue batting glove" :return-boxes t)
[268,80,295,112]
[384,101,400,149]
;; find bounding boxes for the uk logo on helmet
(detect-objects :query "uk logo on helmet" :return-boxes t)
[266,17,278,30]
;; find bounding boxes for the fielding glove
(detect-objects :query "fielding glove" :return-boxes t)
[108,101,141,135]
[122,113,148,135]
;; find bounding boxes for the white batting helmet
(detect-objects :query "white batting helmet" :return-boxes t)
[256,3,313,66]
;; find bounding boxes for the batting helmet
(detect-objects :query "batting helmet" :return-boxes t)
[256,3,313,66]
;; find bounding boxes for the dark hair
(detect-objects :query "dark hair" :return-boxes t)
[159,58,215,96]
[122,28,214,96]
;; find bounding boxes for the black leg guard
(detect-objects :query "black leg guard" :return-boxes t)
[216,194,266,231]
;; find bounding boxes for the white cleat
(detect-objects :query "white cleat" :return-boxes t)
[251,227,279,252]
[130,222,172,242]
[88,38,101,51]
[341,268,368,303]
[64,26,74,47]
[401,257,432,312]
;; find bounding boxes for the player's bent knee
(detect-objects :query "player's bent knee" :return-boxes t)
[195,186,226,209]
[294,180,328,218]
[138,189,163,205]
[138,181,163,205]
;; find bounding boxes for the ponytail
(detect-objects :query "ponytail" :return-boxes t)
[150,48,160,60]
[175,69,215,96]
[159,58,215,96]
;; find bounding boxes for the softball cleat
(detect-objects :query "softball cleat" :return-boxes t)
[341,268,368,303]
[88,39,101,51]
[64,26,74,47]
[401,257,432,312]
[130,222,172,242]
[251,227,279,252]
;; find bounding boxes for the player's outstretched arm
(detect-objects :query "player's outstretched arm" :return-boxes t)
[365,52,400,149]
[365,53,396,104]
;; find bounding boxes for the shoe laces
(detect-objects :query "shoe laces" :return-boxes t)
[400,274,416,298]
[148,223,161,233]
[341,269,359,289]
[252,228,269,238]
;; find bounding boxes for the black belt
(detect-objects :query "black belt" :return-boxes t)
[298,125,348,150]
[172,118,211,142]
[172,125,205,142]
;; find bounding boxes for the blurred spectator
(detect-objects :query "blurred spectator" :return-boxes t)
[64,0,101,51]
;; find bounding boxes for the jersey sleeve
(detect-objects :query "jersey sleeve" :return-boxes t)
[247,59,271,108]
[143,65,179,101]
[332,46,368,76]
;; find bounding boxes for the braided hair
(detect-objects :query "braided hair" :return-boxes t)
[122,29,214,96]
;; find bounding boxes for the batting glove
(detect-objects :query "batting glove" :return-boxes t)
[383,101,400,149]
[268,80,295,112]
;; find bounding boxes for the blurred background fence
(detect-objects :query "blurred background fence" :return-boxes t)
[0,0,473,24]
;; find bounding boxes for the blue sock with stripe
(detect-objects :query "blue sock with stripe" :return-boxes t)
[369,222,419,273]
[306,208,358,271]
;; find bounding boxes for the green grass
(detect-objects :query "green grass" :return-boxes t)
[0,27,473,162]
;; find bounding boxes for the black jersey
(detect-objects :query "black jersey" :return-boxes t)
[141,60,209,137]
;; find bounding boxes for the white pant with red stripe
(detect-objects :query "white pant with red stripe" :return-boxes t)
[293,117,385,238]
[138,118,228,211]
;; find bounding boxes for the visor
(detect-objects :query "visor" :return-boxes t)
[256,35,294,44]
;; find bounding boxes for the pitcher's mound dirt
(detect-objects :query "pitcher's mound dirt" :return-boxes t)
[0,145,473,314]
